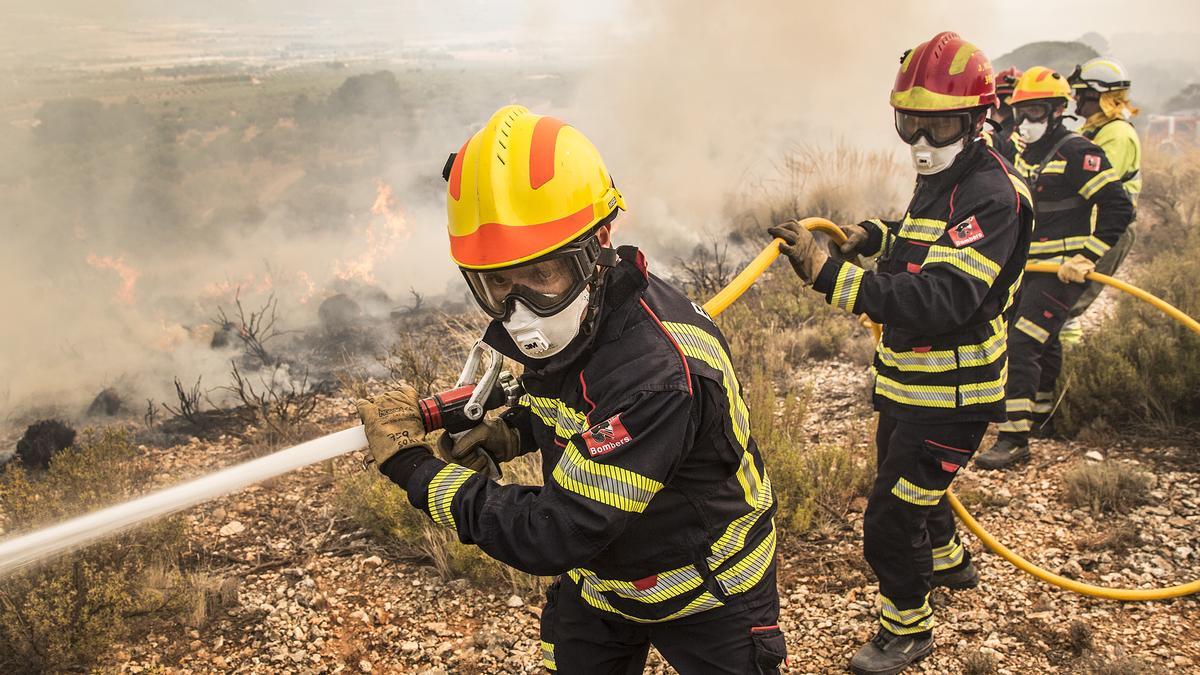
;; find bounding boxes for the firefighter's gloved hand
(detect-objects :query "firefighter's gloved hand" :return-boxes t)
[838,222,872,256]
[354,386,430,469]
[1057,254,1095,284]
[436,418,522,473]
[768,221,829,285]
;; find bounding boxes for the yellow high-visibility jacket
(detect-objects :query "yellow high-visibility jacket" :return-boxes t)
[1086,119,1142,204]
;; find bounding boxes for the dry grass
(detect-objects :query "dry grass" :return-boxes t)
[961,651,998,675]
[1062,461,1152,514]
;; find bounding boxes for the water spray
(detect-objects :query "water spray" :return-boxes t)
[0,342,517,577]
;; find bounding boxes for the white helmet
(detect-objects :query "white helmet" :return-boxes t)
[1068,58,1131,93]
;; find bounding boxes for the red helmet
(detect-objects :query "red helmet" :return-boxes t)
[995,66,1024,100]
[890,31,996,112]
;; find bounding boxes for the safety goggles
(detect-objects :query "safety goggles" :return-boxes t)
[462,236,612,320]
[1012,102,1053,124]
[894,110,973,148]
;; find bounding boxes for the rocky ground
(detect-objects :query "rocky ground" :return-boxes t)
[92,344,1200,675]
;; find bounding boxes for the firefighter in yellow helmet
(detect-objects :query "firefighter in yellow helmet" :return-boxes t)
[976,68,1134,469]
[1057,57,1144,349]
[354,106,787,672]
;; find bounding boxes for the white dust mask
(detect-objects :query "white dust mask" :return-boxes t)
[909,138,964,176]
[502,290,590,359]
[1018,120,1048,143]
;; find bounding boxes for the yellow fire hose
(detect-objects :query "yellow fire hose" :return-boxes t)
[702,217,1200,601]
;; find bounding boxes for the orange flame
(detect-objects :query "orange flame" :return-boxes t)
[86,253,139,305]
[332,180,409,284]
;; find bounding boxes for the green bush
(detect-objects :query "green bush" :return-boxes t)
[0,429,188,673]
[1062,461,1152,514]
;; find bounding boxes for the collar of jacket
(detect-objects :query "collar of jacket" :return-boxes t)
[482,245,650,374]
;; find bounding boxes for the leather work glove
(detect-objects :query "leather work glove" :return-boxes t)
[436,418,522,473]
[354,385,430,469]
[768,221,830,285]
[838,222,872,256]
[1057,254,1095,284]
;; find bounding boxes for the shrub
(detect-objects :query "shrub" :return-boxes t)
[0,429,188,673]
[14,419,76,471]
[961,651,998,675]
[1061,460,1152,514]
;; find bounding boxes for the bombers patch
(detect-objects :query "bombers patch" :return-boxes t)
[1083,154,1102,172]
[584,414,633,458]
[948,215,985,247]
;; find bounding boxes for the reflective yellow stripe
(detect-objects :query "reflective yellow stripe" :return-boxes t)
[1033,391,1054,415]
[663,321,762,510]
[572,571,725,623]
[1015,155,1066,177]
[957,318,1006,368]
[998,419,1033,433]
[892,477,944,506]
[1079,167,1119,199]
[1006,398,1035,413]
[522,394,588,440]
[932,537,965,572]
[1009,174,1033,204]
[879,593,934,635]
[830,262,864,312]
[552,441,662,513]
[571,562,704,603]
[1016,316,1050,343]
[875,373,957,408]
[427,464,476,529]
[923,245,1002,284]
[898,215,946,242]
[715,526,777,596]
[959,368,1007,406]
[1083,236,1111,258]
[707,474,773,569]
[1041,161,1066,174]
[877,343,956,373]
[541,641,556,670]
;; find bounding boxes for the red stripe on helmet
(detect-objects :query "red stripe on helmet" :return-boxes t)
[529,116,566,190]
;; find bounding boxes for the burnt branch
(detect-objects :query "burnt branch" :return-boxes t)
[675,239,733,297]
[163,376,207,427]
[224,361,319,436]
[213,288,284,367]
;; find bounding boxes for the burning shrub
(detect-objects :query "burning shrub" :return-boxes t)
[15,419,76,471]
[0,429,188,673]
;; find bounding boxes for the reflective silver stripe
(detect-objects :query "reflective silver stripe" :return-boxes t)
[923,245,1002,284]
[1033,391,1054,415]
[830,263,865,313]
[572,572,725,624]
[898,216,945,242]
[552,442,663,513]
[1079,167,1119,199]
[877,343,956,373]
[522,394,588,440]
[932,537,965,571]
[1083,236,1111,257]
[707,474,773,569]
[541,641,556,670]
[572,563,703,603]
[1016,317,1050,343]
[998,419,1033,432]
[960,371,1007,406]
[879,593,935,635]
[957,318,1006,367]
[427,464,476,529]
[874,374,957,408]
[715,526,777,596]
[1006,398,1035,413]
[891,477,944,506]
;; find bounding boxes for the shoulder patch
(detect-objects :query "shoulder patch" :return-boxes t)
[948,215,985,248]
[1083,154,1102,172]
[584,414,633,458]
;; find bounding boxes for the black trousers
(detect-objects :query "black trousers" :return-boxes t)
[1000,273,1088,442]
[539,572,786,674]
[864,414,986,636]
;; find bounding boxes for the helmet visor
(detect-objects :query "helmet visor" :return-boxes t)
[894,110,971,148]
[463,238,601,320]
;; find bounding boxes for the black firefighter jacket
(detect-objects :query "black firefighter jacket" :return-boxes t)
[1012,123,1135,264]
[812,141,1035,423]
[395,247,778,624]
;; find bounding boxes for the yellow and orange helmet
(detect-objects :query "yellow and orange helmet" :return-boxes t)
[1008,66,1073,106]
[445,105,626,271]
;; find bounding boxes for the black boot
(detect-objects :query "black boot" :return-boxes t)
[850,628,934,675]
[974,438,1029,470]
[932,560,979,590]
